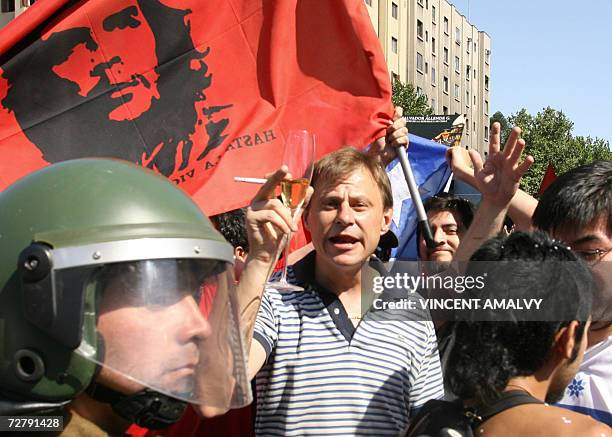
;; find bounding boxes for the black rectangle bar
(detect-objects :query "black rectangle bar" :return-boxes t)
[0,416,63,432]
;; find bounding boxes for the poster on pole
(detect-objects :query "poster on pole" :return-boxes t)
[406,114,465,146]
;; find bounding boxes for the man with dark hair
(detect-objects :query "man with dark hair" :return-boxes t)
[442,232,609,436]
[1,0,229,177]
[211,208,250,281]
[417,193,475,265]
[448,133,612,426]
[532,160,612,426]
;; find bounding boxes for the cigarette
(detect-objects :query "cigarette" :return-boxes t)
[234,177,267,184]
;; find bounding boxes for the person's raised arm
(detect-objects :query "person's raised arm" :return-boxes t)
[236,167,313,380]
[446,139,538,232]
[453,122,533,263]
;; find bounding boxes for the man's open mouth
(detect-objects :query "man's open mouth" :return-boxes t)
[329,235,359,248]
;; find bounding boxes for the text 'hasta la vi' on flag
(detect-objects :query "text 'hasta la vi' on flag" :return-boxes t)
[0,0,393,216]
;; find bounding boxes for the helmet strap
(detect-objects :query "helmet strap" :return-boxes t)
[86,383,186,429]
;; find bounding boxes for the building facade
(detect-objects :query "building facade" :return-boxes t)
[0,0,32,28]
[365,0,491,154]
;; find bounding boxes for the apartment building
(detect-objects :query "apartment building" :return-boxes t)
[0,0,33,28]
[365,0,491,154]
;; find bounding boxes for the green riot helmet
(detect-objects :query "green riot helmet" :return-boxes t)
[0,159,251,423]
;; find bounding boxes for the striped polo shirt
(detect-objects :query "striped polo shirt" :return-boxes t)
[253,252,444,436]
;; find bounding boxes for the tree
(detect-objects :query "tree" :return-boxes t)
[490,111,510,144]
[500,106,612,196]
[391,79,433,116]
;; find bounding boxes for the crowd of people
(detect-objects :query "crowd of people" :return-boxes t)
[0,111,610,436]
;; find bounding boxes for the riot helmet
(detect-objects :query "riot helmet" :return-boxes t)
[0,159,251,425]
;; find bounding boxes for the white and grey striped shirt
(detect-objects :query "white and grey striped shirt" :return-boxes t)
[253,253,444,436]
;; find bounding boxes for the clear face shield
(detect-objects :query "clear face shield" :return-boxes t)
[68,257,250,409]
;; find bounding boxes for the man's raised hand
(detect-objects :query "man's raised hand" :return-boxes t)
[371,106,409,165]
[468,122,534,207]
[245,166,313,264]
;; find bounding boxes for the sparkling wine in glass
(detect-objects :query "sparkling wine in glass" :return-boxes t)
[267,130,315,291]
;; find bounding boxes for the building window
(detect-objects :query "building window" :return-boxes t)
[485,125,489,138]
[485,49,491,64]
[474,41,477,52]
[364,0,372,6]
[443,17,449,34]
[417,0,424,6]
[454,56,460,73]
[426,0,428,8]
[391,37,398,54]
[485,100,489,113]
[392,2,398,19]
[466,90,470,106]
[425,30,429,42]
[473,68,477,79]
[466,65,471,79]
[416,52,424,73]
[432,5,436,23]
[443,76,449,94]
[1,0,15,12]
[425,61,429,74]
[443,47,449,64]
[416,86,423,96]
[392,72,400,82]
[454,84,460,100]
[474,95,476,105]
[485,75,490,90]
[466,118,470,132]
[431,67,436,85]
[431,98,436,109]
[443,106,449,115]
[417,20,424,40]
[432,37,436,55]
[455,27,461,44]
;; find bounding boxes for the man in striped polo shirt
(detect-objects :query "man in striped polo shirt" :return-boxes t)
[239,145,444,435]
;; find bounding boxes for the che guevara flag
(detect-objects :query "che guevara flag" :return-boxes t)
[0,0,393,215]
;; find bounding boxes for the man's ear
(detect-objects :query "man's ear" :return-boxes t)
[553,321,579,360]
[234,246,247,263]
[380,207,393,235]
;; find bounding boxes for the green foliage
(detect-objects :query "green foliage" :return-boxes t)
[391,79,434,116]
[494,107,612,196]
[489,111,510,144]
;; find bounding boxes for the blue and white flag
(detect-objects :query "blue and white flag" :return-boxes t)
[387,134,452,261]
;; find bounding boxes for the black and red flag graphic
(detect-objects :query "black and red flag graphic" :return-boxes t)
[0,0,393,216]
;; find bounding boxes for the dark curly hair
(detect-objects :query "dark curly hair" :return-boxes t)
[210,208,248,252]
[447,231,593,405]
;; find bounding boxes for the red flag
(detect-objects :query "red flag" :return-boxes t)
[538,161,557,196]
[0,0,392,216]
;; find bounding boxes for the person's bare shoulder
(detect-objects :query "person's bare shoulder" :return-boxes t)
[581,417,611,436]
[540,406,611,436]
[479,404,611,436]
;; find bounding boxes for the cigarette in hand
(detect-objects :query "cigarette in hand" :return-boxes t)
[234,177,267,184]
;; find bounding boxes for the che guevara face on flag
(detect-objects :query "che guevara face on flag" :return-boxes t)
[1,0,231,178]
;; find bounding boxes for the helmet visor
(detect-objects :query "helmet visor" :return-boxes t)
[72,258,251,408]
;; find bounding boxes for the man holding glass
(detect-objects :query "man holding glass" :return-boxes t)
[237,116,444,435]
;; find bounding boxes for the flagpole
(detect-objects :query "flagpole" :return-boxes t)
[396,145,436,249]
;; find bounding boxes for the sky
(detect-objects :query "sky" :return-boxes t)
[450,0,612,144]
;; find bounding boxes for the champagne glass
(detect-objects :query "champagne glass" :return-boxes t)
[267,130,315,291]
